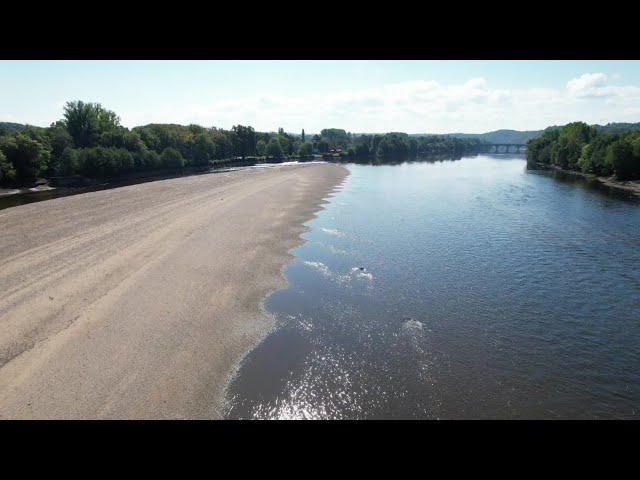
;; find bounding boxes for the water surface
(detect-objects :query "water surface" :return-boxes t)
[226,154,640,419]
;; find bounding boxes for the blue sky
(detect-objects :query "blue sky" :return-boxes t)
[1,60,639,133]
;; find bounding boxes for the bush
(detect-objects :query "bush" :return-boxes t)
[0,149,16,182]
[142,150,161,170]
[58,147,79,175]
[160,147,185,169]
[0,133,50,181]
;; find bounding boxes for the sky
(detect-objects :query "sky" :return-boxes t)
[1,60,640,134]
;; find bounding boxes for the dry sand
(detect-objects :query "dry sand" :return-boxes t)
[0,163,348,419]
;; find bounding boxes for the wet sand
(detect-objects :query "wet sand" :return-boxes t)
[0,163,348,419]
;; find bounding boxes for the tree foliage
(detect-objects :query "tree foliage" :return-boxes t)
[527,121,640,180]
[160,147,185,169]
[231,125,256,159]
[0,99,501,187]
[0,133,50,181]
[298,141,313,156]
[320,128,349,149]
[0,149,15,182]
[63,100,121,148]
[191,133,216,166]
[266,138,284,158]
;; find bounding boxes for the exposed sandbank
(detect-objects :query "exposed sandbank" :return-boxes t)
[0,163,348,419]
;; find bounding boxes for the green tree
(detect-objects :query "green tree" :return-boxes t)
[78,148,100,177]
[136,127,161,152]
[277,134,293,156]
[188,124,207,135]
[408,138,418,156]
[46,121,74,172]
[299,141,313,156]
[191,133,216,165]
[232,125,256,159]
[121,131,145,153]
[0,133,50,181]
[376,138,391,156]
[115,148,134,173]
[266,138,284,158]
[320,128,348,149]
[355,142,369,156]
[78,147,132,177]
[370,134,383,155]
[142,124,194,159]
[256,139,267,157]
[608,139,639,180]
[63,100,121,148]
[160,147,185,168]
[577,144,592,173]
[317,139,329,153]
[0,149,16,182]
[210,128,233,159]
[58,147,80,175]
[526,129,559,165]
[525,122,640,179]
[141,150,161,170]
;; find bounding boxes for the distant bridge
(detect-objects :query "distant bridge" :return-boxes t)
[486,143,527,153]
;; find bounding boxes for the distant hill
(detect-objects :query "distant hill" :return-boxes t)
[593,122,640,133]
[0,122,26,133]
[408,129,542,144]
[443,129,543,144]
[435,124,640,143]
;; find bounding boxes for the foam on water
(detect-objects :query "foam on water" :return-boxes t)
[321,227,345,237]
[303,261,330,276]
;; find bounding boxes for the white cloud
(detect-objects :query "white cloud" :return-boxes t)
[118,73,640,133]
[567,73,611,97]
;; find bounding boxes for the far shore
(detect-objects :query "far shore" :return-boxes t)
[0,162,348,419]
[0,155,326,197]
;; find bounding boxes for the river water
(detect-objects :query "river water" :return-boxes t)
[225,154,640,419]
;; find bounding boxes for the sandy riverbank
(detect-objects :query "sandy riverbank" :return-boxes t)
[595,176,640,195]
[536,163,640,196]
[0,163,348,419]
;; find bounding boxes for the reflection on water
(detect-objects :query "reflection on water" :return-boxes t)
[226,154,640,419]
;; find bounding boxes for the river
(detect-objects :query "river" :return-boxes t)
[225,154,640,419]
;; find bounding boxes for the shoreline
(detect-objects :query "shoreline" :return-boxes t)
[0,162,348,419]
[532,162,640,196]
[0,156,323,197]
[221,171,348,415]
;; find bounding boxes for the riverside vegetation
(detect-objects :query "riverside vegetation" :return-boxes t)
[0,101,486,187]
[526,121,640,180]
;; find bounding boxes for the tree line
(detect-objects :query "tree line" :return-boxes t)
[0,101,487,186]
[526,122,640,180]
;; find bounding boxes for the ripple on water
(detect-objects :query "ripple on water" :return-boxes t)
[227,157,640,419]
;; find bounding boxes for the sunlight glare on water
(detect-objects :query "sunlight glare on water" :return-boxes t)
[226,155,640,419]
